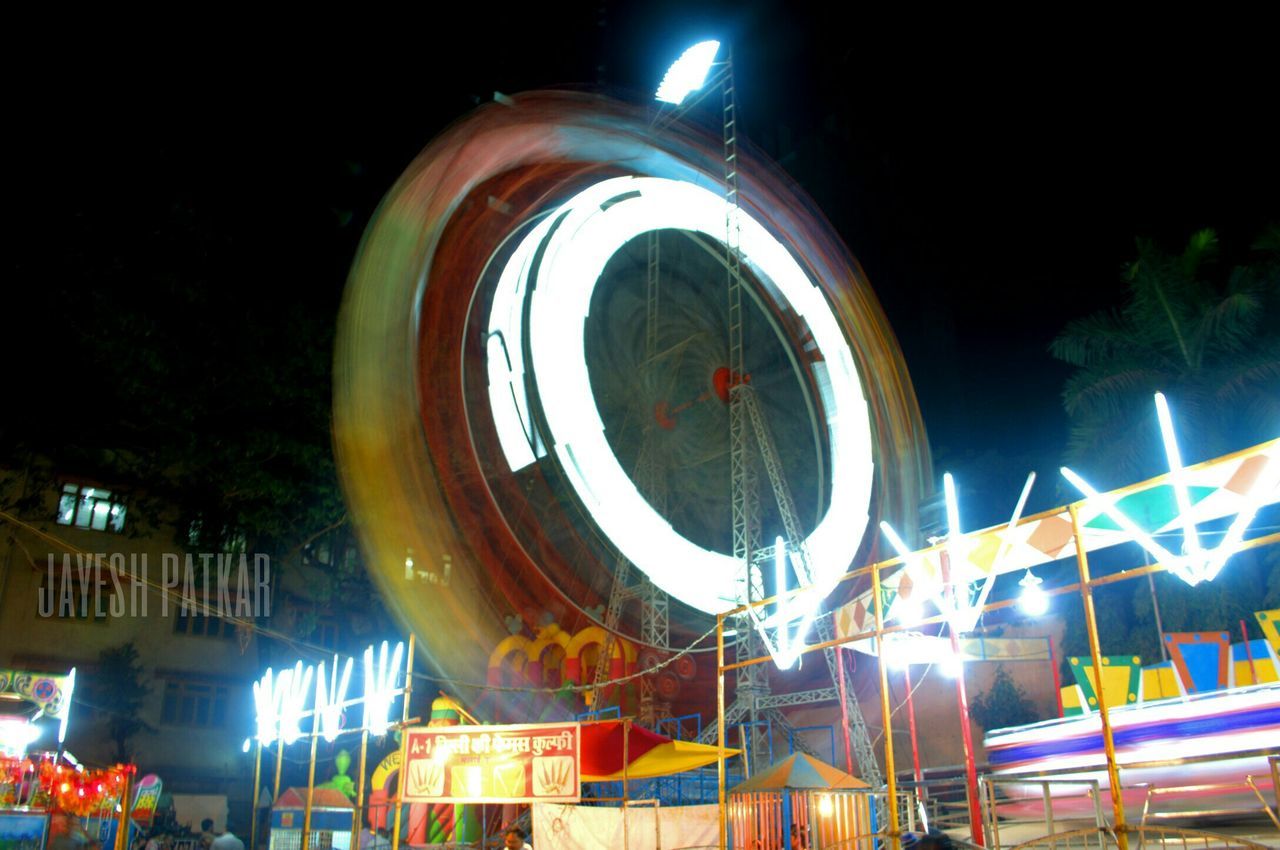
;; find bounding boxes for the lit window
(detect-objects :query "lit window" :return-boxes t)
[57,484,126,533]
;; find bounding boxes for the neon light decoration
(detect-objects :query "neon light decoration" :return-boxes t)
[252,667,284,745]
[315,656,354,742]
[253,641,405,746]
[746,537,811,670]
[490,175,875,618]
[58,667,75,745]
[880,472,1035,635]
[333,91,932,696]
[278,662,314,746]
[1062,392,1279,586]
[363,641,404,737]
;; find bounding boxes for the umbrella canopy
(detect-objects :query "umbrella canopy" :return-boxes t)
[729,753,870,793]
[579,720,739,782]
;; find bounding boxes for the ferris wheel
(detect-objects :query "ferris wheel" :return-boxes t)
[333,90,930,708]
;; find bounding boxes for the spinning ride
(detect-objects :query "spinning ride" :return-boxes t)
[334,91,930,708]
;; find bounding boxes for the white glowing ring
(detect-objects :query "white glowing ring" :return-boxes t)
[491,176,874,615]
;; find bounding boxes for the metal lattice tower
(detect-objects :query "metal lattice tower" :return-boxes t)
[700,46,882,786]
[721,50,774,771]
[591,232,671,727]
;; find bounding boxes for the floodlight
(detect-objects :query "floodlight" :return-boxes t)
[656,40,721,105]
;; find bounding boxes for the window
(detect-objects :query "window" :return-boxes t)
[57,484,126,533]
[312,620,340,651]
[160,678,230,728]
[309,535,359,571]
[184,516,246,553]
[174,609,236,639]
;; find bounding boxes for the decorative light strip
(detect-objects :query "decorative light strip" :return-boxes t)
[363,641,405,738]
[278,662,314,746]
[881,472,1036,636]
[315,656,354,743]
[517,175,874,617]
[252,640,405,746]
[58,668,76,745]
[1061,393,1278,586]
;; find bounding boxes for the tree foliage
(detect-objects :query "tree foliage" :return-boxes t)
[969,665,1041,732]
[3,157,385,642]
[1050,226,1280,487]
[84,642,155,762]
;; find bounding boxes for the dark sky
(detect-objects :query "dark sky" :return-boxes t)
[11,4,1277,527]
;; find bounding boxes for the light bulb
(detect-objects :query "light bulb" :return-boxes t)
[1019,571,1049,617]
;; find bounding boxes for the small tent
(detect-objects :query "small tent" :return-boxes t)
[729,753,874,850]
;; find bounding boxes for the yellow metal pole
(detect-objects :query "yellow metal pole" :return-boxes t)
[1070,504,1129,850]
[301,728,319,850]
[250,740,263,850]
[273,738,284,803]
[350,728,369,850]
[390,634,416,850]
[717,613,727,850]
[872,562,900,850]
[114,769,132,850]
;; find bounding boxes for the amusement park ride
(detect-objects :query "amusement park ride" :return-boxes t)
[332,36,930,782]
[330,36,1280,847]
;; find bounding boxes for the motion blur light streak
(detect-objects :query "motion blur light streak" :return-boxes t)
[1062,393,1278,587]
[334,91,930,702]
[508,175,875,615]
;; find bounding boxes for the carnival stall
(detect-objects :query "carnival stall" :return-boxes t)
[728,753,873,850]
[0,754,136,850]
[0,666,137,850]
[268,789,352,850]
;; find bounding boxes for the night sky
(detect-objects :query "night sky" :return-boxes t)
[11,4,1277,529]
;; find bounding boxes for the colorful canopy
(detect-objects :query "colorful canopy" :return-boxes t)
[729,752,870,793]
[274,788,354,809]
[579,720,738,782]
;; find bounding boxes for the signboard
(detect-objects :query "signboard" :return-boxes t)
[130,774,163,827]
[402,722,580,804]
[0,670,73,720]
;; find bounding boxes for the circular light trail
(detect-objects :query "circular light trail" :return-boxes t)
[494,175,873,614]
[333,91,931,694]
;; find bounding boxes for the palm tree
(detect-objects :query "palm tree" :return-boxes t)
[1050,226,1280,487]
